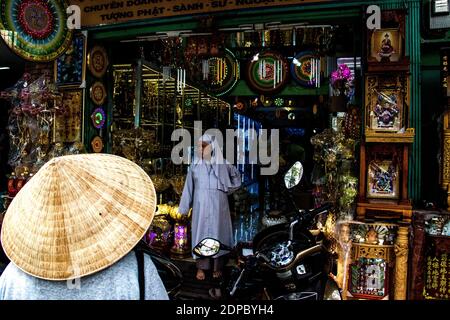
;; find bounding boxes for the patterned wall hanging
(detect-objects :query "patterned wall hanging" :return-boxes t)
[89,81,107,106]
[87,45,109,78]
[201,48,240,96]
[246,51,288,94]
[291,51,321,88]
[0,0,73,62]
[91,135,104,153]
[91,107,106,129]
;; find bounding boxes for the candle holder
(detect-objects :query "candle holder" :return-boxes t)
[169,206,192,258]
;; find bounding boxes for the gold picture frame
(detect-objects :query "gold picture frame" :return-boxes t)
[369,28,403,63]
[365,74,410,134]
[53,89,84,143]
[367,159,400,200]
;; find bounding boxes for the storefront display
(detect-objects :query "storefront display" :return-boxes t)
[0,0,438,302]
[0,67,86,212]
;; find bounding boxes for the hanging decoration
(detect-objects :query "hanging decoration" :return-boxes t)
[200,48,239,96]
[246,51,288,94]
[87,45,109,78]
[0,0,73,62]
[162,66,171,83]
[202,59,210,80]
[291,51,321,88]
[89,81,107,106]
[176,68,186,93]
[274,97,284,107]
[91,136,104,153]
[91,108,106,129]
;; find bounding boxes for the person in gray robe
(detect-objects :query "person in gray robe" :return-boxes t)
[178,133,241,281]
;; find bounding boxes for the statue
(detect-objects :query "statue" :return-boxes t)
[379,33,395,62]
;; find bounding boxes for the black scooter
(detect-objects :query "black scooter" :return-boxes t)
[193,162,342,300]
[135,240,183,299]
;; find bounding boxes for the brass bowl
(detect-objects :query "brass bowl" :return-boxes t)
[155,204,171,217]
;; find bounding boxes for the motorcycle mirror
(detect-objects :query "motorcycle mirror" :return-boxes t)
[284,161,303,189]
[193,238,221,257]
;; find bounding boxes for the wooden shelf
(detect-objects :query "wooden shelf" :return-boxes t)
[365,128,415,143]
[367,59,410,73]
[357,201,413,222]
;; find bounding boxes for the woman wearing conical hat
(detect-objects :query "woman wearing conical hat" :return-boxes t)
[178,133,241,283]
[0,154,168,300]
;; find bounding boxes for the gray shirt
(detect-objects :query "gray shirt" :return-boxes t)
[0,252,169,300]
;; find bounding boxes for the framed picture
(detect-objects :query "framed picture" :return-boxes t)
[367,158,400,200]
[367,10,406,68]
[54,89,83,143]
[369,28,403,63]
[349,258,389,300]
[54,33,86,88]
[365,74,409,133]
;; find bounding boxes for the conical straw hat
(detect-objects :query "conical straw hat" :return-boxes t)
[1,153,157,280]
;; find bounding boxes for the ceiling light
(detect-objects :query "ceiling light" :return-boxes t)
[0,67,10,70]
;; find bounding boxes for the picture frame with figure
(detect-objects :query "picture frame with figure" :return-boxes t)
[369,28,403,63]
[365,74,410,134]
[366,10,408,71]
[54,33,86,88]
[367,159,400,199]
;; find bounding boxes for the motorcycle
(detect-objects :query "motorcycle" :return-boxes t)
[193,161,342,300]
[135,240,183,299]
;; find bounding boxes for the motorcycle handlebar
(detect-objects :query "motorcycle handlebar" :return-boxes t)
[306,203,332,217]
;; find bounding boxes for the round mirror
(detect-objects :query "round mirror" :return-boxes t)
[284,161,303,189]
[193,238,221,257]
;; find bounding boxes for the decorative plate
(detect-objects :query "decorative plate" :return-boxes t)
[0,0,73,62]
[87,45,109,78]
[91,136,104,153]
[201,48,239,96]
[91,107,106,129]
[290,51,321,87]
[246,51,289,94]
[89,81,106,106]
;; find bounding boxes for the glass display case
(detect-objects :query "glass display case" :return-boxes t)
[111,59,231,198]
